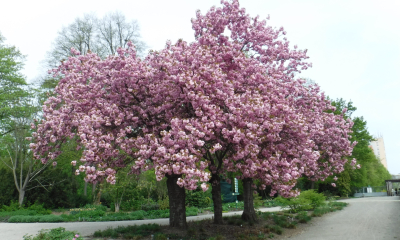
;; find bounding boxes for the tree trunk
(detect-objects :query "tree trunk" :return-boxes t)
[310,181,315,189]
[210,174,223,224]
[18,189,25,206]
[115,202,120,213]
[166,174,187,228]
[241,178,257,222]
[84,182,87,196]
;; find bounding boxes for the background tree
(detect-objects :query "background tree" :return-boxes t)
[0,91,47,206]
[302,99,391,196]
[46,12,146,69]
[0,32,28,128]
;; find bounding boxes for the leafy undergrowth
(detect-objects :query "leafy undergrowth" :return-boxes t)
[0,201,52,222]
[23,227,83,240]
[7,206,200,223]
[85,201,348,240]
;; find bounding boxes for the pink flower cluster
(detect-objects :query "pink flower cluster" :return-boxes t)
[30,0,355,195]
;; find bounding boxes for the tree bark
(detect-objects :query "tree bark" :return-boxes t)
[18,189,25,206]
[241,178,257,222]
[115,202,120,213]
[166,174,187,228]
[210,174,223,224]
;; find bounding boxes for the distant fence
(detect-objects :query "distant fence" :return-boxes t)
[354,192,387,197]
[353,186,387,197]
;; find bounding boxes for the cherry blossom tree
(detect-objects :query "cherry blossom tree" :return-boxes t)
[30,0,356,227]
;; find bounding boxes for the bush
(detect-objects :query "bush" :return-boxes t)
[253,193,263,208]
[38,215,64,222]
[263,199,279,208]
[23,227,83,240]
[186,189,212,208]
[129,210,146,220]
[275,196,312,213]
[141,203,159,211]
[8,215,64,223]
[299,190,326,209]
[295,211,311,223]
[146,209,169,219]
[8,215,41,223]
[69,204,106,218]
[0,201,51,215]
[186,207,199,216]
[158,197,169,210]
[1,200,20,212]
[82,204,107,211]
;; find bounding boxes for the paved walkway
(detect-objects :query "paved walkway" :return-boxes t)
[282,196,400,240]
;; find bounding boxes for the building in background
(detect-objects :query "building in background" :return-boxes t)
[369,137,388,169]
[391,174,400,179]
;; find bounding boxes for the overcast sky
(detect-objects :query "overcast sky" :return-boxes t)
[1,0,399,174]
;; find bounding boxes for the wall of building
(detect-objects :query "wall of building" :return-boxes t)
[369,137,388,169]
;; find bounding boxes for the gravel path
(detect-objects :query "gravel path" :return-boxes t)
[281,196,400,240]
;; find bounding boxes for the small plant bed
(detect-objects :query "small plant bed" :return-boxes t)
[23,227,83,240]
[83,201,348,240]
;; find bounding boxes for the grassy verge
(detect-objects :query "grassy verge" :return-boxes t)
[7,207,200,223]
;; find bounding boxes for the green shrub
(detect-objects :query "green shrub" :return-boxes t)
[186,207,199,216]
[38,215,64,222]
[120,197,146,211]
[69,206,105,218]
[186,189,212,208]
[253,193,263,208]
[299,190,326,209]
[1,200,20,212]
[158,197,169,210]
[263,199,279,208]
[129,210,146,220]
[295,211,311,223]
[83,204,107,212]
[146,209,169,219]
[0,201,51,216]
[0,209,40,217]
[8,215,41,223]
[23,227,83,240]
[8,214,64,223]
[141,203,159,211]
[275,196,312,213]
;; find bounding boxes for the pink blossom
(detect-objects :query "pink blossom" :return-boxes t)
[331,183,336,187]
[71,161,77,166]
